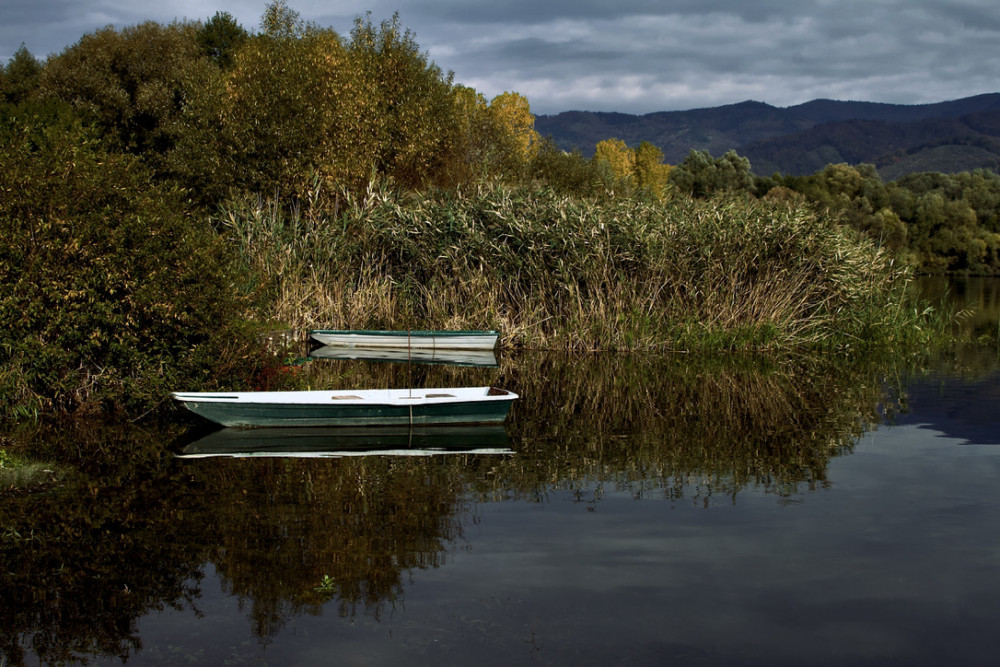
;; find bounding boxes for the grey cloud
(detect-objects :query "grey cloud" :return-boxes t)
[3,0,998,115]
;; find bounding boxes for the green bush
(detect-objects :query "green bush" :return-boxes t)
[0,102,262,420]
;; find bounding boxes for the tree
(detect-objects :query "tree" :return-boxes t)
[260,0,305,39]
[445,85,494,184]
[197,11,248,69]
[36,21,216,163]
[487,91,539,179]
[0,106,257,417]
[633,141,671,198]
[1,45,42,104]
[669,149,754,198]
[347,12,458,188]
[593,138,636,188]
[220,27,365,196]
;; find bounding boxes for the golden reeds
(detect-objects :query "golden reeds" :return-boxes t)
[222,183,941,351]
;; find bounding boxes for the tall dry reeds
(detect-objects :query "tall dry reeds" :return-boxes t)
[221,183,942,351]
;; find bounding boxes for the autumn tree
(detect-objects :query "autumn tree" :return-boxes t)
[593,138,636,188]
[220,25,366,197]
[487,91,540,180]
[446,85,494,184]
[633,141,672,197]
[591,138,671,198]
[347,12,458,189]
[0,105,256,416]
[261,0,306,38]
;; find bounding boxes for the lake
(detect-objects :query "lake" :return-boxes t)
[3,278,1000,666]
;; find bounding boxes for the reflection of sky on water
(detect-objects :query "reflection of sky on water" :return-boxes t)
[414,425,1000,666]
[884,371,1000,445]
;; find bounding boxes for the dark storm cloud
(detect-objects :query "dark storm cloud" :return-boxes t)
[2,0,998,114]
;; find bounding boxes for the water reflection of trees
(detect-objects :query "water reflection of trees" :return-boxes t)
[0,423,205,665]
[1,351,912,662]
[187,455,487,637]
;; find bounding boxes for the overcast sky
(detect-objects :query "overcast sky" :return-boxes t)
[2,0,998,115]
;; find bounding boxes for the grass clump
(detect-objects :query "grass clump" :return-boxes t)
[224,183,942,352]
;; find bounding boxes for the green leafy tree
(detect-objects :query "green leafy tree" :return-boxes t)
[528,138,609,197]
[1,45,42,104]
[669,149,754,198]
[197,11,249,69]
[36,21,216,165]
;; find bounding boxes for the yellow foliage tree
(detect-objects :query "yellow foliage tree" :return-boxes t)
[634,141,672,198]
[593,138,671,198]
[347,13,458,189]
[594,138,636,189]
[221,28,373,196]
[446,85,493,184]
[488,91,539,178]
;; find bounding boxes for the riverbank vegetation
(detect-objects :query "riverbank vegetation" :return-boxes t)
[0,1,960,421]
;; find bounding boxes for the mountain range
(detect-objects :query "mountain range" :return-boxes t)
[534,93,1000,180]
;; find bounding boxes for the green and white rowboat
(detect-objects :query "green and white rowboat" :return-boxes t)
[308,329,498,350]
[172,386,517,428]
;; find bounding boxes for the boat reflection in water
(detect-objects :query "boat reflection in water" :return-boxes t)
[309,345,498,368]
[176,424,513,459]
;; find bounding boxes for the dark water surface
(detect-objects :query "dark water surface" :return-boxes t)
[4,281,1000,666]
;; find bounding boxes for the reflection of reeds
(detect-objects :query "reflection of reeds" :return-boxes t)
[284,349,891,498]
[223,185,932,351]
[487,352,888,500]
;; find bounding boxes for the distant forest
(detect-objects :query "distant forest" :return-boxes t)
[536,95,1000,179]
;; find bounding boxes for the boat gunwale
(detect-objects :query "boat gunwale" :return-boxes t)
[172,386,517,406]
[308,329,498,337]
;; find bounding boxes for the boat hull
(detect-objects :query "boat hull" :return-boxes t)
[308,329,498,350]
[172,387,517,428]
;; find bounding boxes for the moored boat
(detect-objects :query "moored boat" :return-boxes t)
[308,329,498,350]
[172,386,517,428]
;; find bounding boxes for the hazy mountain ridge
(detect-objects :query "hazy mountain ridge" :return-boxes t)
[534,93,1000,178]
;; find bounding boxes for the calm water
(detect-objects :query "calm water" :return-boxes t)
[4,279,1000,666]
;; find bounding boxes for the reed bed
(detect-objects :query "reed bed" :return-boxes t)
[222,183,939,351]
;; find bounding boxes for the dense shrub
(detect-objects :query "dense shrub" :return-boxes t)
[0,103,263,419]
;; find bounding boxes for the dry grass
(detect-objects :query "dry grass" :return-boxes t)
[221,183,941,351]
